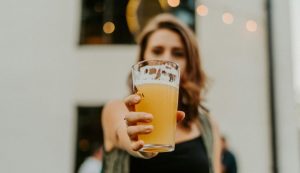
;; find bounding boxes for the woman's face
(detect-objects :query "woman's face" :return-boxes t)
[144,29,187,74]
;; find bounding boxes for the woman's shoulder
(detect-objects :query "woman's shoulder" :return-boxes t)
[102,99,128,152]
[101,99,128,128]
[102,100,126,114]
[104,99,124,108]
[102,99,130,128]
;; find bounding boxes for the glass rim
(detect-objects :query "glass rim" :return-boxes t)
[131,59,179,71]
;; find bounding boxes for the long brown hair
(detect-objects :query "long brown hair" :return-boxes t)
[128,14,207,129]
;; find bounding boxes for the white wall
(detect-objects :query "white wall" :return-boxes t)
[0,0,78,172]
[74,46,137,105]
[0,0,286,173]
[290,0,300,134]
[197,1,271,173]
[291,0,300,103]
[272,0,300,172]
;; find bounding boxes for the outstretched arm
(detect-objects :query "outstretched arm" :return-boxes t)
[102,94,185,159]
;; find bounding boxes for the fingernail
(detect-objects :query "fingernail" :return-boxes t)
[144,125,153,133]
[134,95,140,102]
[144,114,152,119]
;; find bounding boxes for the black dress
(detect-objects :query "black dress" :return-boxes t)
[130,135,209,173]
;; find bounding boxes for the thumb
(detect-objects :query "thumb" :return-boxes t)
[176,111,185,123]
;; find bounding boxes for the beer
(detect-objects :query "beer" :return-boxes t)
[132,60,180,152]
[136,83,178,152]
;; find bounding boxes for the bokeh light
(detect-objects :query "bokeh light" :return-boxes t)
[196,5,208,16]
[167,0,180,8]
[103,21,115,34]
[246,20,258,32]
[222,12,234,24]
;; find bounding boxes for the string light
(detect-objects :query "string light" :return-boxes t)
[246,20,258,32]
[197,5,208,16]
[222,12,234,24]
[103,21,115,34]
[167,0,180,8]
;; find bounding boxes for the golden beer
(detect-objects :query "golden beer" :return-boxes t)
[132,59,180,152]
[135,83,178,152]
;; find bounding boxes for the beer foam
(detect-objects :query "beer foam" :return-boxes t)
[133,65,180,88]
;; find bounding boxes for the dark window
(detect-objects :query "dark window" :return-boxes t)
[79,0,195,45]
[74,106,103,173]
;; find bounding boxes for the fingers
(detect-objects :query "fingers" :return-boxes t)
[127,125,153,140]
[124,112,153,125]
[176,111,185,123]
[127,124,151,151]
[124,94,141,111]
[125,108,185,153]
[124,111,153,151]
[131,140,144,151]
[131,141,159,158]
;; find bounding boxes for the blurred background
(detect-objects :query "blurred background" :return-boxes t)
[0,0,299,173]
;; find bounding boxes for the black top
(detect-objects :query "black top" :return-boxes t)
[130,135,209,173]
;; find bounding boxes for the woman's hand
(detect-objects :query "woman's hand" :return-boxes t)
[123,94,185,158]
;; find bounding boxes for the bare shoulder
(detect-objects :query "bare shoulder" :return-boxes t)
[102,100,126,115]
[102,99,128,151]
[103,99,125,110]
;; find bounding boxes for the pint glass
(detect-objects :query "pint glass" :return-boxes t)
[131,60,180,152]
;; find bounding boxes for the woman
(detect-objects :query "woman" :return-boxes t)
[101,13,221,173]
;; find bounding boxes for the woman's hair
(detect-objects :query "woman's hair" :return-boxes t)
[128,13,207,129]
